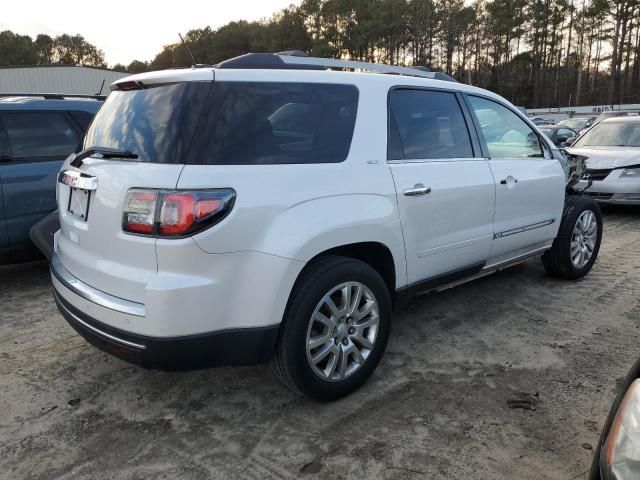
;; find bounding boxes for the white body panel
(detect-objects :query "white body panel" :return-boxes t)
[487,158,565,264]
[389,159,495,284]
[53,66,566,341]
[53,239,303,336]
[56,157,184,302]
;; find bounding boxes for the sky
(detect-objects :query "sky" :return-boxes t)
[1,0,299,66]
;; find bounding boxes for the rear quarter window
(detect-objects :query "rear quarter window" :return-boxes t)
[187,82,359,165]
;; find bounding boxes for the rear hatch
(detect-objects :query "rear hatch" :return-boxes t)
[56,74,212,302]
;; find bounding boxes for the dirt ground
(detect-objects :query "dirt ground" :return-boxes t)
[1,206,639,480]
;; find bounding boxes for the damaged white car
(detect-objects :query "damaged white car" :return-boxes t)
[566,116,640,205]
[46,53,604,400]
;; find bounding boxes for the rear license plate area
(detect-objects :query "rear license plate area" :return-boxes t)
[68,187,91,221]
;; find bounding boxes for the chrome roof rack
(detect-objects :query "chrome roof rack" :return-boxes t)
[216,52,457,82]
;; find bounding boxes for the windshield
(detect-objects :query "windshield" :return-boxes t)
[574,121,640,147]
[559,118,587,129]
[84,82,211,163]
[539,127,554,136]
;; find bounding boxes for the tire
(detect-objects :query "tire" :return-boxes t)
[271,255,391,401]
[542,195,603,279]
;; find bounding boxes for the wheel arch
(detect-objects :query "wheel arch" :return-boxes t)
[293,241,400,306]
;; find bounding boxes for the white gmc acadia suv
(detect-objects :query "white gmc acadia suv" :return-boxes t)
[51,53,602,401]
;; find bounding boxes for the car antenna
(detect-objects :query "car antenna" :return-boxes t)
[95,79,105,96]
[178,33,197,66]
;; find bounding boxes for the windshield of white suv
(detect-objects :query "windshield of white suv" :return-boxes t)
[573,121,640,147]
[187,82,359,165]
[83,82,211,163]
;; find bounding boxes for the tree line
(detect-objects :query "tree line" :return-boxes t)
[0,31,105,67]
[1,0,639,108]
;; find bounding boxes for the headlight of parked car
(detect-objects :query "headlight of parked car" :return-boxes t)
[620,168,640,178]
[601,379,640,479]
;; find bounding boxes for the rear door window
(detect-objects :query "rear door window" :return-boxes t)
[2,112,80,160]
[188,82,359,165]
[388,89,474,160]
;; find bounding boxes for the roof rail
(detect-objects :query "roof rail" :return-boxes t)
[216,53,458,82]
[0,93,106,101]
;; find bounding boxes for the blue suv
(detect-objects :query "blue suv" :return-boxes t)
[0,94,102,264]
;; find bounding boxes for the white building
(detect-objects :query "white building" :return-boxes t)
[528,103,640,122]
[0,65,127,96]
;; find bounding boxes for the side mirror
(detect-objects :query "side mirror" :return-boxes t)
[564,136,576,146]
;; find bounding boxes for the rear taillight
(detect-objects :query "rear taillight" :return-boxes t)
[123,189,235,237]
[123,190,157,234]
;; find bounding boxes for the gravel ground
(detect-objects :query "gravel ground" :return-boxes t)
[1,206,639,480]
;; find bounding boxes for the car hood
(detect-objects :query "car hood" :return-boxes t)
[565,146,640,169]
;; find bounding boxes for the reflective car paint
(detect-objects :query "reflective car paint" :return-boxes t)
[0,98,102,264]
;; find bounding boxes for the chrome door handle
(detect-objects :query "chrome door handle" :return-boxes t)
[500,176,518,185]
[403,184,431,196]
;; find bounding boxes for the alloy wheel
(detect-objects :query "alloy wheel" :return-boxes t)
[571,209,598,268]
[305,281,379,382]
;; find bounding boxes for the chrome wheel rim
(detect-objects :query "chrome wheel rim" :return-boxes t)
[571,210,598,268]
[306,282,379,382]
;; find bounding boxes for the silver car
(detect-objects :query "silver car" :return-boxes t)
[567,117,640,205]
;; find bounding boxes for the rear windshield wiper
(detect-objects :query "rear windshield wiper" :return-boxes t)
[71,146,139,167]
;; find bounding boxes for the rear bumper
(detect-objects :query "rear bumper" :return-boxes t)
[54,287,279,370]
[29,210,59,262]
[50,249,290,369]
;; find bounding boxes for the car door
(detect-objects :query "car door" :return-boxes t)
[0,117,10,263]
[0,111,81,261]
[388,88,496,286]
[464,95,565,266]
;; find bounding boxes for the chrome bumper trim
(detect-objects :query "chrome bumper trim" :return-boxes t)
[51,253,145,317]
[54,290,146,350]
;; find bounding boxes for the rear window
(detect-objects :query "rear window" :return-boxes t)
[83,82,211,163]
[187,82,359,165]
